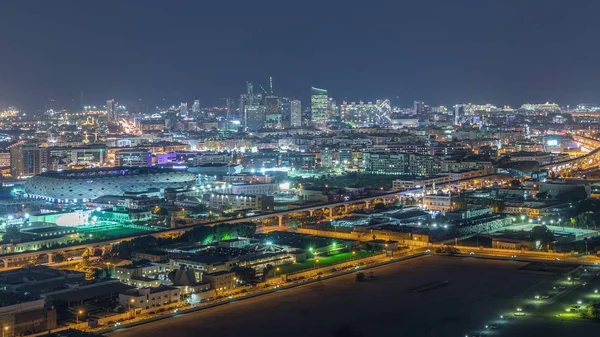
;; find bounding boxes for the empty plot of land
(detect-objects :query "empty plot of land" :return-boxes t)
[110,256,596,337]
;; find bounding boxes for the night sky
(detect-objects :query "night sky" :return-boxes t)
[1,0,600,111]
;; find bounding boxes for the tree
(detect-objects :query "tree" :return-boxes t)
[573,212,596,229]
[2,226,20,242]
[530,225,554,249]
[94,268,107,280]
[509,179,522,188]
[261,264,274,282]
[53,252,66,263]
[373,203,386,211]
[231,266,256,283]
[355,272,365,282]
[556,186,588,202]
[82,248,91,264]
[105,266,115,278]
[134,259,152,266]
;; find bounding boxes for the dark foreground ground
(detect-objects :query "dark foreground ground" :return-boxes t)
[109,255,599,337]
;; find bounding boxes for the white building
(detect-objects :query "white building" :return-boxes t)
[119,286,181,311]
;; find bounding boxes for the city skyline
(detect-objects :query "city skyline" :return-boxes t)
[3,1,600,111]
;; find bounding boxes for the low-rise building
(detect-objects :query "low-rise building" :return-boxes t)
[202,271,236,293]
[422,194,457,212]
[392,176,452,190]
[0,292,56,336]
[92,206,152,223]
[115,262,171,286]
[539,180,591,198]
[445,207,493,221]
[491,236,537,250]
[118,285,181,311]
[202,193,274,211]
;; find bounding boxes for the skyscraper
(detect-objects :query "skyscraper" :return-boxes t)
[10,144,49,178]
[192,98,200,113]
[264,95,282,128]
[454,104,464,125]
[241,82,263,131]
[245,105,266,131]
[106,99,118,123]
[179,102,188,118]
[413,100,424,115]
[290,99,302,128]
[310,87,328,127]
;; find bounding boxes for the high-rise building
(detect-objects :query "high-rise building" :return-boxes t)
[245,105,266,132]
[224,98,234,120]
[264,95,282,129]
[311,87,328,127]
[106,99,118,123]
[413,101,424,115]
[241,82,263,131]
[179,102,188,119]
[454,104,464,125]
[192,98,200,113]
[10,144,49,178]
[290,99,302,128]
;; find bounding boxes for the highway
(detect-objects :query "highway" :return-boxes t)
[0,172,506,268]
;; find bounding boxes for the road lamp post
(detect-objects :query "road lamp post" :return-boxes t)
[76,309,83,325]
[129,298,135,318]
[3,326,8,337]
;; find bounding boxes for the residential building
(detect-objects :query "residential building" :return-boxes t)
[311,87,328,127]
[10,144,49,178]
[364,152,441,176]
[290,99,302,128]
[118,285,180,311]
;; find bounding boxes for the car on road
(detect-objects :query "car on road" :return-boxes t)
[158,308,166,313]
[486,324,499,330]
[469,252,475,255]
[541,294,551,299]
[514,312,526,317]
[557,286,566,290]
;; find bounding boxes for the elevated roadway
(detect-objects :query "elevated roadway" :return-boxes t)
[0,173,507,269]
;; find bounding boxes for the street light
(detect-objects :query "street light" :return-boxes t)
[76,309,83,324]
[129,298,135,318]
[3,326,9,337]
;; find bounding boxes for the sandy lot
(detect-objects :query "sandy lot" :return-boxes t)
[109,255,597,337]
